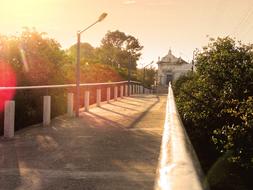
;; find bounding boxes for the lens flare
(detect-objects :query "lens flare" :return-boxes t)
[20,47,29,72]
[0,61,17,112]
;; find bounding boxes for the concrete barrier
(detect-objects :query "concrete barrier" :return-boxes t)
[107,87,110,103]
[114,86,118,101]
[96,88,101,107]
[43,96,51,126]
[125,85,128,96]
[141,86,144,94]
[154,83,208,190]
[4,101,15,138]
[84,91,90,112]
[120,86,124,98]
[67,93,74,117]
[1,81,143,137]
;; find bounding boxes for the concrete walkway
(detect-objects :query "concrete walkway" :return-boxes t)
[0,95,167,190]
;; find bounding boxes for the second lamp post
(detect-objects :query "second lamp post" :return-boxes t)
[75,13,108,117]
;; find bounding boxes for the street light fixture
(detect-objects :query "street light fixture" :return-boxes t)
[75,13,108,117]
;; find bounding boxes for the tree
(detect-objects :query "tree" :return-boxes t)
[0,28,71,134]
[0,28,71,85]
[136,67,156,88]
[174,37,253,168]
[66,42,96,64]
[97,30,143,69]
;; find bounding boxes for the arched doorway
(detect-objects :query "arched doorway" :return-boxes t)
[166,73,173,85]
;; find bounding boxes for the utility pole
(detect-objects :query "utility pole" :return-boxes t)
[142,61,154,93]
[128,56,131,96]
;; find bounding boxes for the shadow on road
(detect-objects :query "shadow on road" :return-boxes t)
[0,95,166,190]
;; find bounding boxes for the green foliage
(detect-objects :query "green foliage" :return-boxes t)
[79,62,123,83]
[0,28,140,135]
[174,37,253,168]
[66,42,97,64]
[136,67,156,88]
[65,30,143,81]
[0,28,71,133]
[1,28,71,85]
[97,30,143,69]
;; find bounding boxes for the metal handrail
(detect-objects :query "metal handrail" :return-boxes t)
[154,83,208,190]
[0,80,141,90]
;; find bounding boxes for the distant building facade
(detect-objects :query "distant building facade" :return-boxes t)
[157,50,192,86]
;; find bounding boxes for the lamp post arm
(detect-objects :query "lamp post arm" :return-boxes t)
[78,20,100,34]
[143,60,154,69]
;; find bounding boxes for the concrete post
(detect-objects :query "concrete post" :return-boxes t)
[125,85,128,96]
[129,84,132,95]
[114,86,118,101]
[96,88,101,107]
[140,86,144,94]
[137,85,140,94]
[107,87,110,103]
[4,101,15,138]
[84,91,90,112]
[43,96,51,126]
[120,86,124,98]
[67,93,74,117]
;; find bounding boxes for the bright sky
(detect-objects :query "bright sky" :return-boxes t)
[1,0,253,66]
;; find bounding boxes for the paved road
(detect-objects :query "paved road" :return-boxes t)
[0,95,167,190]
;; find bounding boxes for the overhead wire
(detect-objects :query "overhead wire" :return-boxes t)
[231,3,253,37]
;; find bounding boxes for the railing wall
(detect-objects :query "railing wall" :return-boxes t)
[154,83,208,190]
[0,81,152,138]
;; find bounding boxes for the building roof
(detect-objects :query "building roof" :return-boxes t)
[157,50,188,65]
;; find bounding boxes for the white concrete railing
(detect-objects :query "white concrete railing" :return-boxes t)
[154,83,208,190]
[1,80,151,138]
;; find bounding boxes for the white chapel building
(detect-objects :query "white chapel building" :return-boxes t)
[157,50,192,86]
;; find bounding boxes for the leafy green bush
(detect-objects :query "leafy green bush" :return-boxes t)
[174,37,253,168]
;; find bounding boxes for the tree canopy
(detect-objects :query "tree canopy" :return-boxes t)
[0,28,70,85]
[66,42,96,64]
[174,37,253,168]
[97,30,143,69]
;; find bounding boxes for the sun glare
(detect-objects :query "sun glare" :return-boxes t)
[1,0,54,28]
[0,61,17,112]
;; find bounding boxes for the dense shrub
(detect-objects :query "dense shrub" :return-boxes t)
[175,37,253,168]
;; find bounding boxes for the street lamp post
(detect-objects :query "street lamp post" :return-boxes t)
[128,57,131,96]
[142,61,154,93]
[75,13,107,117]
